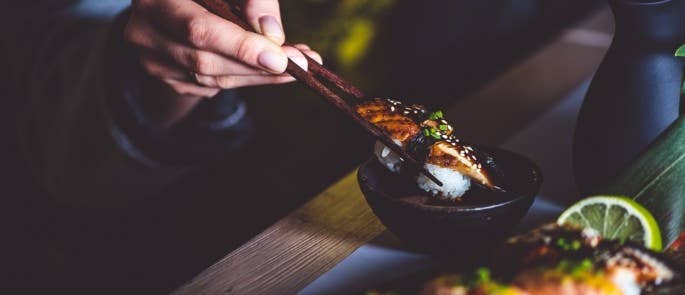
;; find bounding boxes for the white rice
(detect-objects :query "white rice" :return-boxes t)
[609,268,640,295]
[417,163,471,200]
[374,140,404,173]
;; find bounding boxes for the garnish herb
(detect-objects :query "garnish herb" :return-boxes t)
[556,237,582,251]
[430,128,442,140]
[428,110,444,120]
[423,127,443,140]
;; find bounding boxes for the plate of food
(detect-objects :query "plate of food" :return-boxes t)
[364,195,685,295]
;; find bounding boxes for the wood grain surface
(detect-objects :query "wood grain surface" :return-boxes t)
[173,171,385,295]
[174,7,614,295]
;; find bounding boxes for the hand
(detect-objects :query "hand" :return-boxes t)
[123,0,321,126]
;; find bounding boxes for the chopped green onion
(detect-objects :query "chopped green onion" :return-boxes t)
[556,238,567,247]
[571,240,582,250]
[429,128,442,139]
[428,110,444,120]
[423,127,445,140]
[439,124,449,131]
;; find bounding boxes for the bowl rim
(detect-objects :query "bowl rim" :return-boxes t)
[358,147,542,214]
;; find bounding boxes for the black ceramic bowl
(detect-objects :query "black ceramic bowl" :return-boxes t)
[357,147,542,260]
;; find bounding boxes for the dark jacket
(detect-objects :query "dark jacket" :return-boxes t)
[0,1,251,207]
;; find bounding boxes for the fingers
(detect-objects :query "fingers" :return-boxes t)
[279,45,323,72]
[138,52,220,97]
[192,73,296,89]
[126,0,325,96]
[126,16,277,76]
[242,0,284,44]
[283,46,307,70]
[142,0,288,73]
[292,43,310,50]
[139,52,189,81]
[293,43,323,65]
[163,79,221,97]
[184,44,323,88]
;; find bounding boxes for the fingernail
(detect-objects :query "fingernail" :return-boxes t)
[258,50,287,73]
[288,52,308,71]
[259,15,284,43]
[310,52,323,65]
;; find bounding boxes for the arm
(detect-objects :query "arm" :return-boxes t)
[0,0,320,207]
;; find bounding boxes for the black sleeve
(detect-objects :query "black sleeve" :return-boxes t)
[105,9,254,167]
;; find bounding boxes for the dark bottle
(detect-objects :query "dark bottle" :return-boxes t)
[574,0,685,195]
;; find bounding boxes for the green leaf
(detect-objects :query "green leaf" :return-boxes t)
[676,44,685,57]
[679,45,685,95]
[601,117,685,246]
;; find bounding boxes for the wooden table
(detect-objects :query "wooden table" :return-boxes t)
[173,7,614,295]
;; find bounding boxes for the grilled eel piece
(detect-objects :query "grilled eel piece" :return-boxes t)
[426,141,496,188]
[356,98,497,188]
[355,98,424,146]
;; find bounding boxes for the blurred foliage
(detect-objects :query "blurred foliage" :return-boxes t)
[244,0,398,142]
[238,1,399,199]
[280,0,395,76]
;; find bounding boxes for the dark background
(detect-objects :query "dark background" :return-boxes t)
[4,0,601,293]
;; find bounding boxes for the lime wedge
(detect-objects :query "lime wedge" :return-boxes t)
[557,195,662,251]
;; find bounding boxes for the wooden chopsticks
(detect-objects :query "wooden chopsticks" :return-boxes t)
[194,0,442,186]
